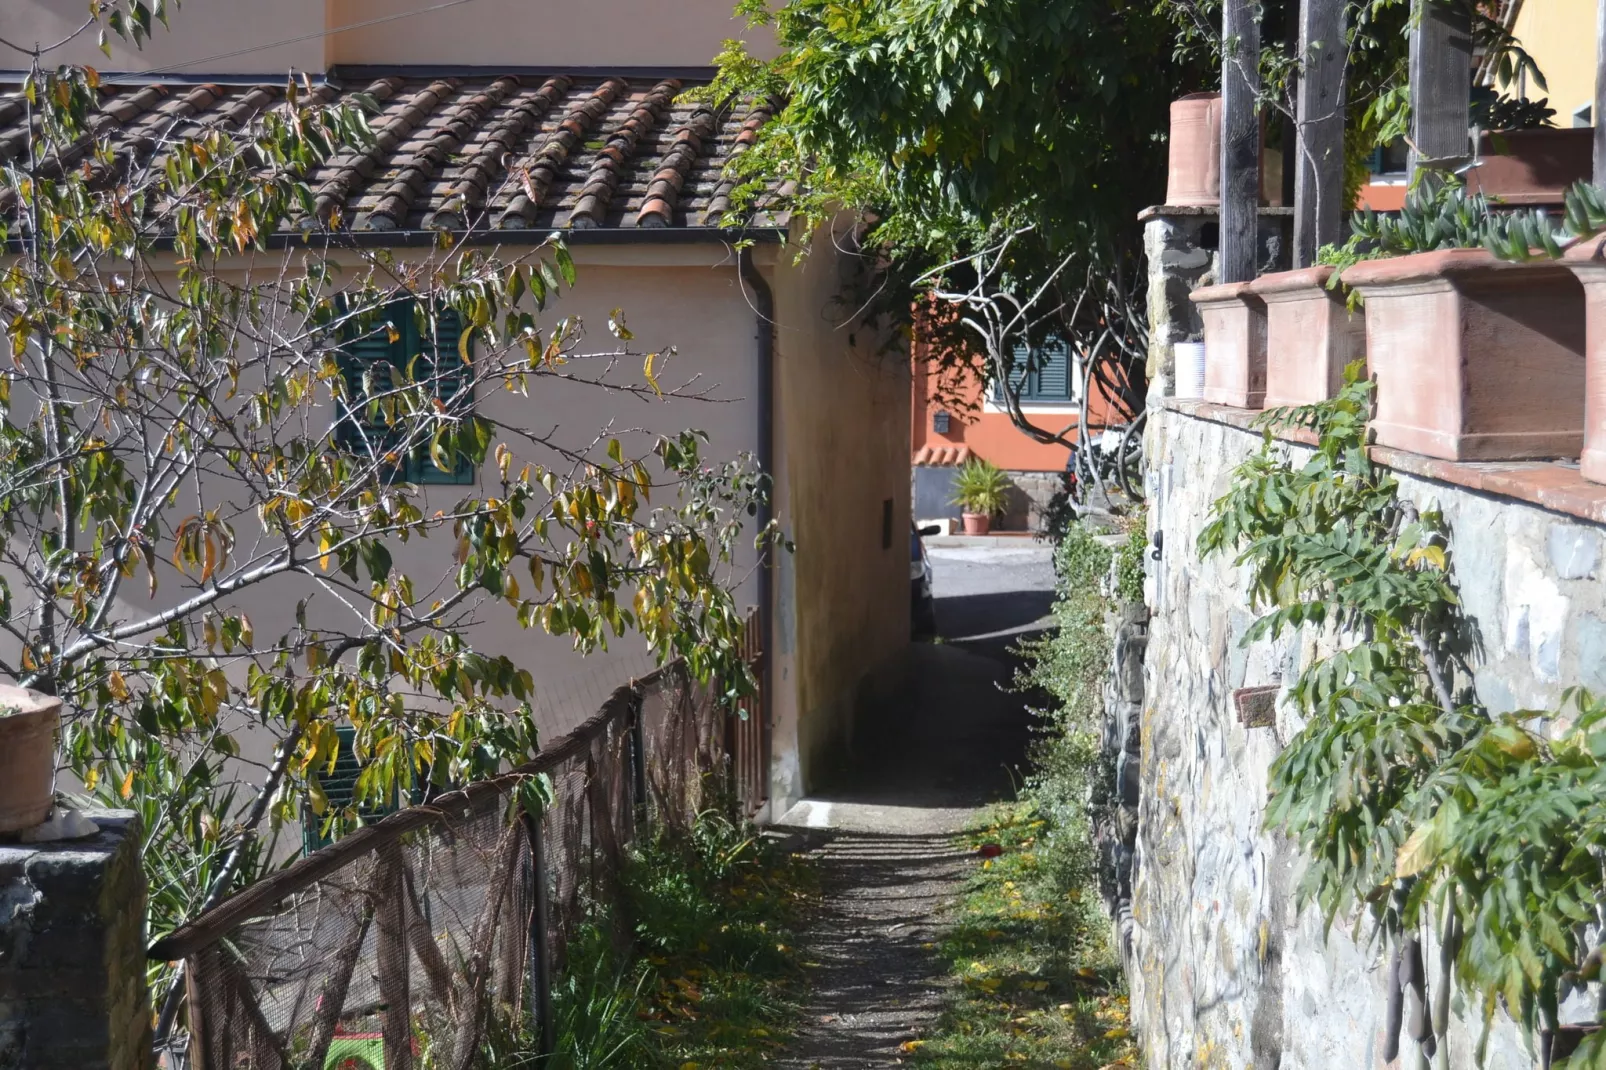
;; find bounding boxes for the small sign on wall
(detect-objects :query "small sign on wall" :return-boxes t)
[1233,685,1279,728]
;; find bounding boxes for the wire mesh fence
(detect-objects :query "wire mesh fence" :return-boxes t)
[149,613,767,1070]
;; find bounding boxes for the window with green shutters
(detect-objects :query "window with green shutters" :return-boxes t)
[301,725,399,854]
[336,298,476,485]
[992,337,1079,405]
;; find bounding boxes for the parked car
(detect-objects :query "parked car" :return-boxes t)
[911,523,941,636]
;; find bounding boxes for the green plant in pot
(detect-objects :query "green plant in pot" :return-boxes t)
[951,458,1011,535]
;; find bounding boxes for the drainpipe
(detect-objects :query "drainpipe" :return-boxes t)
[738,247,776,811]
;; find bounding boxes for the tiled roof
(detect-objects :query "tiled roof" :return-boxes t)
[0,74,780,233]
[913,445,975,467]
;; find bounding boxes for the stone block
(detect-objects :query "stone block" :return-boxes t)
[0,810,151,1070]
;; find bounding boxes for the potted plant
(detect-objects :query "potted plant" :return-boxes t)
[0,685,62,834]
[951,457,1011,535]
[1248,266,1365,408]
[1188,281,1267,409]
[1335,174,1587,461]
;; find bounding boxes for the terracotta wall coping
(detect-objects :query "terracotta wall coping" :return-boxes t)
[1341,247,1578,287]
[1247,265,1340,299]
[1565,233,1606,265]
[1160,398,1606,526]
[1189,281,1262,307]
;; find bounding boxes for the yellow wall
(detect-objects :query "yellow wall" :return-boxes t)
[1505,0,1598,125]
[760,222,913,814]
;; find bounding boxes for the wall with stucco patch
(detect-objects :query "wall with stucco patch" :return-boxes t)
[1132,404,1606,1069]
[762,220,912,816]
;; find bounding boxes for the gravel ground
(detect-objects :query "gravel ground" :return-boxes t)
[777,540,1057,1067]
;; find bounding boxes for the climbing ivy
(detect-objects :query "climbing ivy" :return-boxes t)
[1199,365,1606,1066]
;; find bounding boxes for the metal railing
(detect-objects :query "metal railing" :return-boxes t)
[148,611,767,1070]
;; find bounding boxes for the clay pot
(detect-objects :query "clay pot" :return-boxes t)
[1563,233,1606,483]
[1249,266,1365,408]
[961,512,992,536]
[1465,128,1593,208]
[1166,93,1221,207]
[0,685,61,834]
[1189,282,1267,409]
[1342,249,1586,461]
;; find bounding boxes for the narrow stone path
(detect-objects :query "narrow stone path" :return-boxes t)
[774,539,1056,1066]
[777,808,975,1067]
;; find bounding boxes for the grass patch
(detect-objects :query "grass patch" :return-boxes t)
[903,803,1135,1070]
[625,812,817,1067]
[502,809,817,1069]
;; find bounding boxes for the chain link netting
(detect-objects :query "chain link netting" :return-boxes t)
[156,644,761,1070]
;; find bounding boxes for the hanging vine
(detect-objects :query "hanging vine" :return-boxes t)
[1199,365,1606,1068]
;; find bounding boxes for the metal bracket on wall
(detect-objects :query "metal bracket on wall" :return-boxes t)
[1233,685,1280,729]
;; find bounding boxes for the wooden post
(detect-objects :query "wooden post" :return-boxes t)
[374,845,414,1070]
[1220,0,1262,283]
[1596,0,1606,184]
[1294,0,1347,267]
[1408,0,1472,179]
[522,810,555,1058]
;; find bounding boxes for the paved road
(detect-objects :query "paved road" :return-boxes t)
[777,538,1059,1068]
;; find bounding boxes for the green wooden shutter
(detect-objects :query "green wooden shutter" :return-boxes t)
[336,303,409,465]
[994,338,1074,403]
[337,300,476,486]
[1034,339,1071,401]
[402,307,476,485]
[302,726,399,854]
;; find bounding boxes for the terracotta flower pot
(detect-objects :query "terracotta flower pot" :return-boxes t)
[1342,249,1586,461]
[0,685,61,834]
[1167,93,1221,207]
[1564,233,1606,483]
[961,512,992,536]
[1249,266,1365,409]
[1189,281,1267,409]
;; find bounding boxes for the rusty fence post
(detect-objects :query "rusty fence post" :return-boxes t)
[521,809,554,1058]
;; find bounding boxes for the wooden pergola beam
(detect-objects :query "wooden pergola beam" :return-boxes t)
[1408,0,1473,178]
[1596,0,1605,184]
[1220,0,1262,283]
[1294,0,1346,267]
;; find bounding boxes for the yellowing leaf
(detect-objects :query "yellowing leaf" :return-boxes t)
[644,351,662,396]
[119,768,136,799]
[1395,823,1436,879]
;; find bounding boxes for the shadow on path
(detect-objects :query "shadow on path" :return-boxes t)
[775,580,1051,1067]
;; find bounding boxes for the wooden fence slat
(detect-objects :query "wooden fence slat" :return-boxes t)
[448,820,523,1070]
[374,845,414,1070]
[302,899,376,1070]
[403,866,458,1013]
[1220,0,1262,283]
[1294,0,1347,266]
[1408,0,1472,177]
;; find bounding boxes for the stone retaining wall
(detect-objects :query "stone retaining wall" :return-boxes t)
[0,811,150,1070]
[1131,406,1606,1069]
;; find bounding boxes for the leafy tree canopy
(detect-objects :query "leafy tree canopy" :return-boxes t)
[712,0,1195,266]
[1,14,774,1018]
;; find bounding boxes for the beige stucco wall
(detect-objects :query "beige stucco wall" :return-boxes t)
[1,0,773,75]
[760,221,913,815]
[1505,0,1598,125]
[9,231,910,834]
[326,0,776,69]
[2,0,327,75]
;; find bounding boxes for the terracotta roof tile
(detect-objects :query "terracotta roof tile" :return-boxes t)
[913,446,974,467]
[0,73,784,234]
